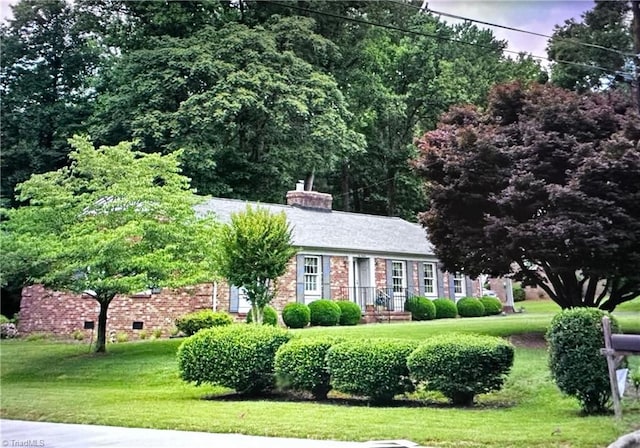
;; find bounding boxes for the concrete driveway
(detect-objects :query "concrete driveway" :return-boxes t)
[0,420,419,448]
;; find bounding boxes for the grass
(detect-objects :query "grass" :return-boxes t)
[1,299,639,447]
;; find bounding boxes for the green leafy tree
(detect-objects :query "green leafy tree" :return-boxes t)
[414,82,640,311]
[90,18,364,201]
[1,136,218,352]
[0,0,101,207]
[547,0,633,92]
[214,206,296,324]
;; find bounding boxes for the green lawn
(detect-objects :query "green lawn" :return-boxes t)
[1,300,639,447]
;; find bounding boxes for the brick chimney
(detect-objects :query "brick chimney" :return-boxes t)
[286,180,332,211]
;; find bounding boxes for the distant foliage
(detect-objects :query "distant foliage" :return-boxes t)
[433,298,458,319]
[327,339,417,404]
[408,333,514,406]
[0,315,10,324]
[175,310,233,336]
[282,303,310,329]
[177,325,292,396]
[479,296,503,315]
[275,337,343,400]
[308,300,341,327]
[246,305,278,326]
[456,298,485,318]
[336,301,361,326]
[547,308,616,414]
[404,296,436,321]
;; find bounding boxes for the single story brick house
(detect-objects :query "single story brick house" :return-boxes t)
[18,186,480,338]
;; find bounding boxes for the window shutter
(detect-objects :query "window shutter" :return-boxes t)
[322,256,331,299]
[436,263,446,298]
[417,262,426,296]
[406,261,415,297]
[229,286,239,312]
[465,276,474,297]
[296,254,305,303]
[385,259,393,295]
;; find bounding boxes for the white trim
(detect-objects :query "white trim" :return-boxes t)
[423,262,437,297]
[303,255,322,297]
[294,247,437,261]
[347,255,354,301]
[453,273,466,298]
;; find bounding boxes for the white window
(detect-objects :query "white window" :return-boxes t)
[304,256,321,295]
[392,261,405,293]
[423,262,436,296]
[453,273,466,297]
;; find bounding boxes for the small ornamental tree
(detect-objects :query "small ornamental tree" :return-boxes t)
[0,136,218,353]
[214,206,296,324]
[414,82,640,311]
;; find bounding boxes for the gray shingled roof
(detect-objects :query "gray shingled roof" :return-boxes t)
[195,197,435,257]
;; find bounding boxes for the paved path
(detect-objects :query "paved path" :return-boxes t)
[0,420,371,448]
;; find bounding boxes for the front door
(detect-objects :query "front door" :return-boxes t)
[391,261,407,308]
[353,258,372,308]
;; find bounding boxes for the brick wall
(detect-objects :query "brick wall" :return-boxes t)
[19,284,214,340]
[330,256,349,299]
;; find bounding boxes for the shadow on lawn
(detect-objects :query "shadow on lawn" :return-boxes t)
[202,390,517,409]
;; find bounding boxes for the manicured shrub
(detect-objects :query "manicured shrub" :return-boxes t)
[0,323,18,339]
[327,339,417,404]
[336,301,361,326]
[456,297,485,317]
[274,336,343,400]
[408,333,514,406]
[404,296,436,321]
[308,299,341,326]
[512,285,526,302]
[547,308,617,415]
[246,305,278,326]
[480,296,503,316]
[175,310,233,336]
[433,298,457,319]
[177,324,292,396]
[282,303,310,329]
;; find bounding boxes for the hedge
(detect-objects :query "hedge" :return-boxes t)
[308,300,341,326]
[433,298,457,319]
[175,310,233,336]
[408,333,514,406]
[282,303,310,329]
[456,297,485,318]
[479,296,503,316]
[327,339,417,404]
[336,301,361,326]
[177,324,292,396]
[404,296,436,321]
[246,305,278,326]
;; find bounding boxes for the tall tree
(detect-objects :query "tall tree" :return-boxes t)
[414,82,640,311]
[1,136,218,352]
[547,0,633,92]
[214,206,296,324]
[0,0,101,207]
[90,18,364,201]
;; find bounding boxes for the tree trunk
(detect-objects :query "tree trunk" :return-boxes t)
[632,1,640,112]
[95,297,113,353]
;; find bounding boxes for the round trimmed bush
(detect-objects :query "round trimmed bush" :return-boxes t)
[177,324,292,396]
[274,336,343,400]
[404,296,436,321]
[336,301,361,326]
[246,305,278,326]
[456,297,485,317]
[547,308,617,415]
[308,299,341,326]
[175,310,233,336]
[512,285,526,302]
[408,333,514,406]
[433,298,457,319]
[480,296,503,316]
[282,303,310,329]
[327,339,417,404]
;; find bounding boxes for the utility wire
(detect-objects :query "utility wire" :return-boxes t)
[268,1,627,77]
[389,0,635,58]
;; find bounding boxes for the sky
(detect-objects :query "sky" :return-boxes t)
[427,1,594,59]
[0,0,594,59]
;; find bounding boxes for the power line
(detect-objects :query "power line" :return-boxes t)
[268,1,627,77]
[389,0,635,58]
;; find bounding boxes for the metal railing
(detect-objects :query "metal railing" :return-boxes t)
[338,286,417,312]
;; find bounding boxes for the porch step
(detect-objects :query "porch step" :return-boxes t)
[361,311,412,324]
